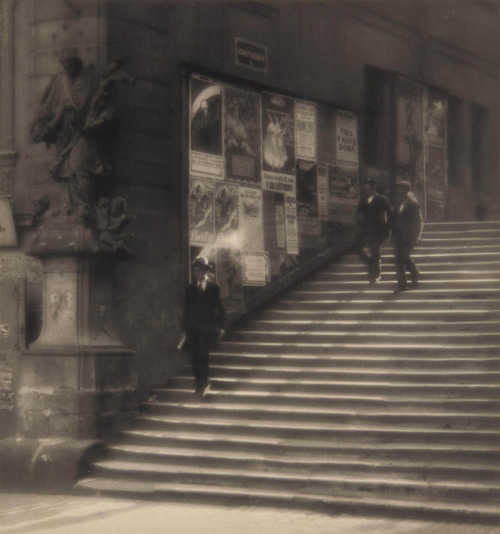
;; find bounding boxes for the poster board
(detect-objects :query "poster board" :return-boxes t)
[186,69,359,318]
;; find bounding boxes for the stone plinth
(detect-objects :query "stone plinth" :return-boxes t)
[0,216,138,490]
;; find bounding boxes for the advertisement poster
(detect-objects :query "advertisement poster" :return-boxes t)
[426,142,447,221]
[241,252,269,286]
[275,198,286,249]
[328,166,358,223]
[189,178,215,245]
[239,187,264,252]
[295,100,316,161]
[215,182,239,242]
[425,88,447,145]
[224,86,262,184]
[317,104,336,165]
[317,164,329,220]
[395,76,425,207]
[296,160,318,218]
[336,111,358,167]
[285,193,299,254]
[190,75,223,178]
[215,248,244,313]
[298,217,322,249]
[262,92,296,190]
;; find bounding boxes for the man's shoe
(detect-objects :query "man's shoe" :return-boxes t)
[369,275,381,284]
[202,383,211,398]
[393,284,407,294]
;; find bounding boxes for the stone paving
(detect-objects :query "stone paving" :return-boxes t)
[0,493,499,534]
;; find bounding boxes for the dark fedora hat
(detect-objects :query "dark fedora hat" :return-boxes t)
[191,256,210,270]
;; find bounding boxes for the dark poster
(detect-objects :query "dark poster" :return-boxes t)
[395,76,425,210]
[190,76,223,178]
[223,86,262,185]
[316,104,336,165]
[296,159,318,217]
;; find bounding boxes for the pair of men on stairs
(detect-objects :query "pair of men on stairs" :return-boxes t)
[354,179,423,292]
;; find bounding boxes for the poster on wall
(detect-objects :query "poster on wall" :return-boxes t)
[241,252,269,286]
[215,248,244,313]
[215,182,239,244]
[239,187,264,252]
[223,86,262,185]
[424,87,447,221]
[327,166,358,223]
[395,76,425,210]
[296,160,318,217]
[298,217,322,249]
[189,178,215,245]
[190,75,223,178]
[317,105,336,165]
[336,110,358,167]
[317,164,329,220]
[295,100,316,161]
[262,92,296,192]
[285,192,299,254]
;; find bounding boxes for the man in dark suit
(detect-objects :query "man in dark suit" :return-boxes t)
[354,179,393,283]
[392,181,423,292]
[182,256,225,399]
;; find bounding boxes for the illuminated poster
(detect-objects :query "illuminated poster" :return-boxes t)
[239,187,264,252]
[215,248,244,313]
[262,92,296,192]
[241,252,269,286]
[190,75,223,178]
[295,100,316,161]
[215,182,239,245]
[296,160,318,218]
[336,111,358,167]
[395,76,425,208]
[189,178,215,245]
[285,192,299,254]
[223,86,262,185]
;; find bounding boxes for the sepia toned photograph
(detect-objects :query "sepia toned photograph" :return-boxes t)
[0,0,499,532]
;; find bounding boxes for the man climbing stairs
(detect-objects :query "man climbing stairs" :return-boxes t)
[75,221,500,523]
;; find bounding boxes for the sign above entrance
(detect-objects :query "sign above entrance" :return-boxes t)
[235,38,267,72]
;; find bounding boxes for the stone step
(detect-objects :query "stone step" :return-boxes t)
[209,352,500,370]
[218,340,500,356]
[340,252,500,264]
[423,221,500,231]
[103,444,500,483]
[141,401,500,430]
[241,318,500,333]
[116,429,500,465]
[315,270,500,281]
[86,460,500,505]
[74,477,500,524]
[268,298,500,311]
[131,416,500,446]
[153,387,500,413]
[227,329,500,345]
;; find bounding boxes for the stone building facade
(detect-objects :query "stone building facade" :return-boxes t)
[0,0,499,441]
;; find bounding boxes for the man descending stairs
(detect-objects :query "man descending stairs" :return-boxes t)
[75,221,500,523]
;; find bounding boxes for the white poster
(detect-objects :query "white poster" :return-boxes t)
[285,193,299,255]
[295,100,316,161]
[336,110,358,167]
[241,252,269,286]
[239,187,264,252]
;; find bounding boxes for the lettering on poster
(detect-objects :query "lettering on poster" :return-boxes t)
[336,111,358,167]
[285,193,299,255]
[262,172,295,193]
[189,178,215,245]
[295,101,316,161]
[317,164,329,220]
[241,252,269,286]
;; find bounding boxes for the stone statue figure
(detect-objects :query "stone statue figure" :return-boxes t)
[97,196,135,254]
[30,48,126,220]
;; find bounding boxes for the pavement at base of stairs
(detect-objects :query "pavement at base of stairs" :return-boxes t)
[0,493,499,534]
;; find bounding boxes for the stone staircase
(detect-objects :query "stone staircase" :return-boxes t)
[75,221,500,523]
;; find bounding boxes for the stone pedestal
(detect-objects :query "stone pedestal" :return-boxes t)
[0,217,138,490]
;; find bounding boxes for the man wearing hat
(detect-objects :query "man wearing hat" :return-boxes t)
[354,179,393,283]
[392,181,423,292]
[182,256,226,398]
